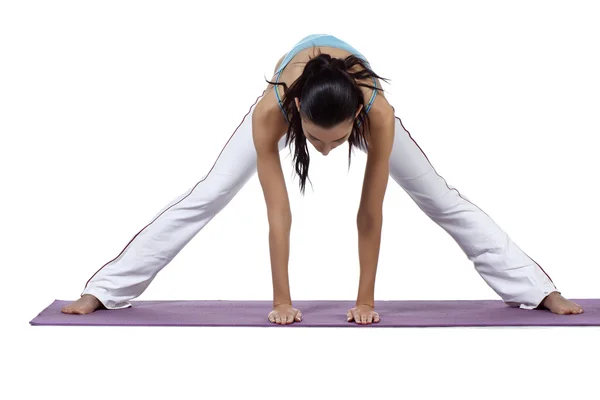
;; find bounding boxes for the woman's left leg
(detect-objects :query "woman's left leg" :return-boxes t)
[372,113,559,310]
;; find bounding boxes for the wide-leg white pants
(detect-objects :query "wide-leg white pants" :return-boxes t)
[81,90,558,310]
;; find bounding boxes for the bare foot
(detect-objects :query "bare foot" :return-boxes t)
[540,292,584,315]
[61,294,103,315]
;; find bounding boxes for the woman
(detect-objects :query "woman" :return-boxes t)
[61,33,583,324]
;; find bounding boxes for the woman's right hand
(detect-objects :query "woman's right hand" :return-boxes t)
[268,303,302,325]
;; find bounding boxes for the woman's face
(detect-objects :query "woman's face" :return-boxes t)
[295,98,362,156]
[300,118,352,156]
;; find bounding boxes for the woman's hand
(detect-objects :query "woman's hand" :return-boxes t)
[347,304,380,325]
[268,303,302,325]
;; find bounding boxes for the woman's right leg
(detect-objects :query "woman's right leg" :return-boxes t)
[71,90,287,310]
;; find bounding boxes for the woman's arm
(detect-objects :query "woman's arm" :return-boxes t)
[252,105,293,307]
[356,105,395,307]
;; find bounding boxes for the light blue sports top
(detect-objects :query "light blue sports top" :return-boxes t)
[274,34,378,124]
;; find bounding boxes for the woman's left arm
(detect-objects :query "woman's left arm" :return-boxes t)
[356,105,395,307]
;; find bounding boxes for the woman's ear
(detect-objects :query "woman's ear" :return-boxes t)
[294,97,301,112]
[355,104,363,119]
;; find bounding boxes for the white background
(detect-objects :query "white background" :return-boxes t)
[2,1,599,399]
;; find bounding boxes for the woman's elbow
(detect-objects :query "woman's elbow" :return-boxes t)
[356,212,382,231]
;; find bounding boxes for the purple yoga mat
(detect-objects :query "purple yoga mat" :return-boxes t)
[30,299,599,327]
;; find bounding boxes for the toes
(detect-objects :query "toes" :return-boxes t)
[556,307,583,315]
[563,304,584,314]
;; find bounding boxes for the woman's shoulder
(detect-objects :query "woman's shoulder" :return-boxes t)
[256,89,287,125]
[368,90,395,122]
[253,90,289,149]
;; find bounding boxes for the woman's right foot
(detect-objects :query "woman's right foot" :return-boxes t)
[61,294,103,314]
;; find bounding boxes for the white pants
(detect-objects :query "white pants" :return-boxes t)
[81,90,558,310]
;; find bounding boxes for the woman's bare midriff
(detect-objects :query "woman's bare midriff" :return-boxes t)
[259,46,388,132]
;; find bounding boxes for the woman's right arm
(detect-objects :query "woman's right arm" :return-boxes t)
[252,105,292,307]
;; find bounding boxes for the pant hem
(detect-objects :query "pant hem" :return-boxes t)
[81,287,132,310]
[518,288,560,310]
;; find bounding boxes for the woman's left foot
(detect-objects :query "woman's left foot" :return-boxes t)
[540,292,584,314]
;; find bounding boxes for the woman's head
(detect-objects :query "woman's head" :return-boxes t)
[266,49,390,194]
[294,97,362,156]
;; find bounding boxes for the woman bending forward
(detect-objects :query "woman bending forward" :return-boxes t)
[61,34,583,324]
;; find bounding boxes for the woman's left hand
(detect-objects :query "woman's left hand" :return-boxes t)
[347,304,380,325]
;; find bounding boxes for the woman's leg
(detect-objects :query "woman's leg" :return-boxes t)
[77,90,286,310]
[374,112,558,309]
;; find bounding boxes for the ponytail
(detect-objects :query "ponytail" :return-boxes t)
[266,47,390,194]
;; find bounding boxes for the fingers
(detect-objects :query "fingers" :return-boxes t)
[270,308,381,325]
[347,308,380,325]
[349,311,364,323]
[347,309,364,324]
[280,313,297,324]
[268,309,303,325]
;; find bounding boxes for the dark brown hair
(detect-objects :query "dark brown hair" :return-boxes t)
[265,48,390,194]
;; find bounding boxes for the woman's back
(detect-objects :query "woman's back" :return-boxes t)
[258,44,388,142]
